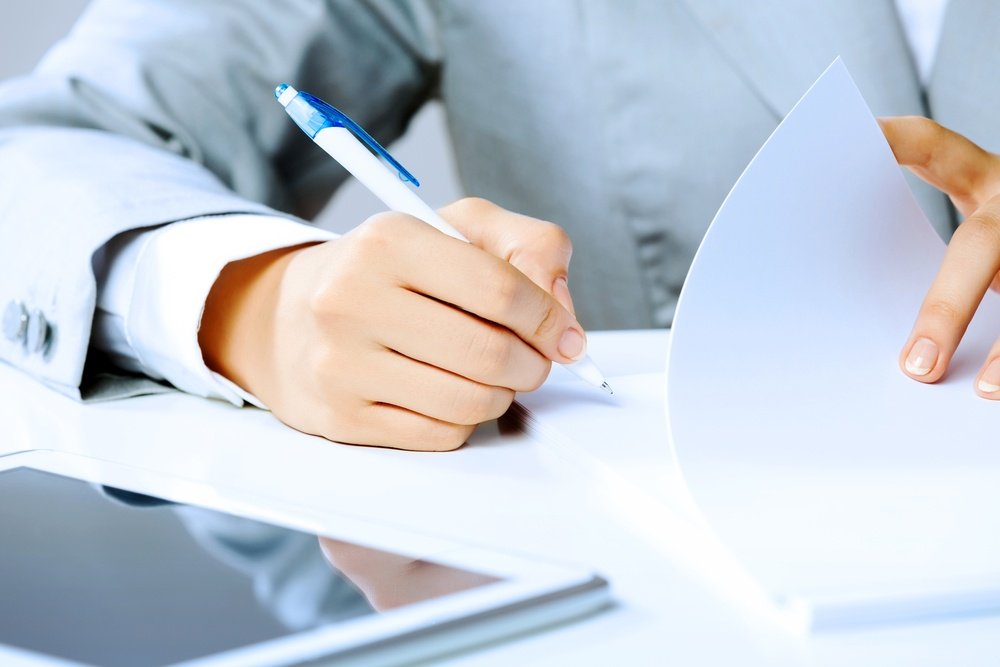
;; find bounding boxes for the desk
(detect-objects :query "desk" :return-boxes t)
[2,330,999,665]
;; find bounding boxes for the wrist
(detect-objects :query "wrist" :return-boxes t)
[199,244,314,397]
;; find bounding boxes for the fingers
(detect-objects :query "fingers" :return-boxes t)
[900,194,1000,383]
[380,214,587,364]
[356,348,516,427]
[353,404,475,452]
[375,288,550,392]
[975,336,1000,400]
[438,198,577,313]
[258,204,582,452]
[879,116,1000,216]
[886,118,1000,392]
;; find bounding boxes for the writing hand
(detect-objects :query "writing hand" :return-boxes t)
[199,198,583,449]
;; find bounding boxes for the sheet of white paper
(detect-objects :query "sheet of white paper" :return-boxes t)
[515,340,800,632]
[667,60,1000,628]
[513,330,675,500]
[515,371,675,501]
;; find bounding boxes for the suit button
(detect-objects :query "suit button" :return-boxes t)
[2,301,28,343]
[25,310,50,355]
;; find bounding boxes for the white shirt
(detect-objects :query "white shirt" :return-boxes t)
[92,216,333,406]
[91,1,949,406]
[895,0,949,84]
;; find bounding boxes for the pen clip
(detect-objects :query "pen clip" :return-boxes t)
[298,91,420,187]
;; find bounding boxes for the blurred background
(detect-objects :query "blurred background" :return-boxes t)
[0,1,463,233]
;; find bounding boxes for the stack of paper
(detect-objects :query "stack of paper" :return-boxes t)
[666,59,1000,630]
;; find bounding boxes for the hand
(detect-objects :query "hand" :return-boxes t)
[880,116,1000,396]
[198,198,584,450]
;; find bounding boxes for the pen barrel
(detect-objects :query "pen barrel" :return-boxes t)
[313,127,469,242]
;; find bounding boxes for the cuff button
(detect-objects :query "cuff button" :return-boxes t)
[25,310,50,355]
[3,301,28,344]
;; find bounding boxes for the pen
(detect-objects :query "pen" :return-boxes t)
[274,83,612,395]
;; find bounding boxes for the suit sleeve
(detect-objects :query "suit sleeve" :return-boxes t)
[0,0,439,398]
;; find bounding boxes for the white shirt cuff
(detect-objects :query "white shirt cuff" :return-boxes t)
[93,214,335,406]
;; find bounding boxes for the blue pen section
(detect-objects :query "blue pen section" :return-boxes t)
[274,84,419,186]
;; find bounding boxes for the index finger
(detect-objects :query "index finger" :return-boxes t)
[900,195,1000,382]
[387,215,588,364]
[438,198,577,313]
[879,116,999,216]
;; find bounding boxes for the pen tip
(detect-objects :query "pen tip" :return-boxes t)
[274,83,296,107]
[601,381,614,396]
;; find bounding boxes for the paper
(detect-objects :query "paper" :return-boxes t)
[515,371,674,501]
[512,330,674,497]
[667,60,1000,629]
[514,336,804,632]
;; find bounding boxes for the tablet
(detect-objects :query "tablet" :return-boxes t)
[0,450,608,667]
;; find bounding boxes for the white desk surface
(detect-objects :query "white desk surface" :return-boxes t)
[3,329,999,666]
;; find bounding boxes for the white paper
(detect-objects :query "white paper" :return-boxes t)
[515,346,804,633]
[666,59,1000,629]
[513,330,675,498]
[515,371,674,501]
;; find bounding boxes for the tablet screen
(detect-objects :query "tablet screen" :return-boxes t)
[0,468,500,666]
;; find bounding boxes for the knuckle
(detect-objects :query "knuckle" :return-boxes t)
[306,263,351,315]
[353,212,399,249]
[485,387,516,420]
[906,117,945,168]
[419,421,473,452]
[521,359,552,392]
[923,298,966,326]
[541,221,573,253]
[917,115,944,137]
[306,284,331,319]
[470,326,514,378]
[307,278,352,323]
[916,116,944,142]
[441,424,475,451]
[955,213,1000,248]
[449,196,495,219]
[533,300,562,340]
[447,382,498,425]
[488,267,521,314]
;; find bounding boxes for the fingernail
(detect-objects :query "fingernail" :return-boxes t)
[558,328,586,361]
[904,337,938,376]
[552,277,575,315]
[978,358,1000,394]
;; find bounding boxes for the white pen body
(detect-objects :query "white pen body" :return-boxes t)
[312,126,468,242]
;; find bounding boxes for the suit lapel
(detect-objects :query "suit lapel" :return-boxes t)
[928,0,1000,153]
[675,0,954,234]
[677,0,834,117]
[677,0,924,118]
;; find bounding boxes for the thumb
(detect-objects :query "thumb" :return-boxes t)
[438,197,577,314]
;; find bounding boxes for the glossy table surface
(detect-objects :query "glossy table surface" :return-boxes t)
[2,330,998,666]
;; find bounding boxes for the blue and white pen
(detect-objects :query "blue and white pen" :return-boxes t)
[274,84,612,395]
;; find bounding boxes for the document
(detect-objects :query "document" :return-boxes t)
[515,332,801,632]
[515,370,673,500]
[666,59,1000,630]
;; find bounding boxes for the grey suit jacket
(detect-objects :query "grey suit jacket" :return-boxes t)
[0,0,996,399]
